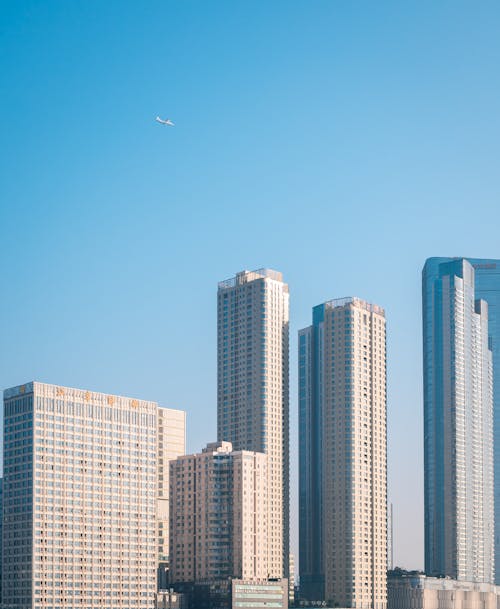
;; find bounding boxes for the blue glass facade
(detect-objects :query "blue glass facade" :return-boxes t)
[298,305,325,601]
[423,258,496,583]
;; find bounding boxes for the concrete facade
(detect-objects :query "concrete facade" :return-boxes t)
[299,297,387,608]
[217,269,289,578]
[169,441,269,585]
[157,406,186,586]
[232,579,288,609]
[2,381,160,609]
[388,571,500,609]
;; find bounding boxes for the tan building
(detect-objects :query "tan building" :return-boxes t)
[2,381,159,609]
[300,297,387,608]
[388,571,500,609]
[169,441,269,584]
[157,407,186,572]
[217,269,289,578]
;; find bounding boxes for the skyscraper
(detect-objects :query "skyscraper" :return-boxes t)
[423,259,494,583]
[2,381,186,609]
[299,297,387,609]
[217,268,289,578]
[424,257,500,582]
[169,441,269,584]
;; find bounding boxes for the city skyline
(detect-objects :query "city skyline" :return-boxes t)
[1,259,497,576]
[3,2,500,572]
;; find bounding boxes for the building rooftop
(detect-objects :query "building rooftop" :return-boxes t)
[218,268,285,289]
[323,296,385,317]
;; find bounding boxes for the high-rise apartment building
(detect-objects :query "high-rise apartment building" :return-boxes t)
[299,297,387,609]
[157,407,186,587]
[169,441,269,584]
[217,269,289,578]
[423,259,494,583]
[424,257,500,582]
[2,381,185,609]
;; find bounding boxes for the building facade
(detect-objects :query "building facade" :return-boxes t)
[423,259,494,583]
[388,570,500,609]
[288,554,295,605]
[217,269,289,578]
[2,381,158,609]
[231,579,288,609]
[299,297,387,609]
[157,406,186,588]
[169,441,269,585]
[155,589,188,609]
[425,257,500,582]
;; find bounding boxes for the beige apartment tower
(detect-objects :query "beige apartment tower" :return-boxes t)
[217,269,289,578]
[299,298,387,609]
[169,441,269,583]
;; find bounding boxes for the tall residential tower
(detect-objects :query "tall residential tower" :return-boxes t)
[217,269,289,578]
[423,258,494,583]
[299,297,387,609]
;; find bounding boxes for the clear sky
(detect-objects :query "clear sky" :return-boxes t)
[2,0,500,571]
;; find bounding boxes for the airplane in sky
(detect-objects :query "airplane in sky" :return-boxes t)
[156,116,174,126]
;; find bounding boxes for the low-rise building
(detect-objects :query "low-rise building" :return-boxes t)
[388,569,500,609]
[232,579,288,609]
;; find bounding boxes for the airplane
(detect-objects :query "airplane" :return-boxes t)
[156,116,174,126]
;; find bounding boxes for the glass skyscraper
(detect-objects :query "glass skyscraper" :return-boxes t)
[423,258,494,583]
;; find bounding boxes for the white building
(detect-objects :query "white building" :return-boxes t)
[423,259,494,583]
[217,268,289,578]
[2,381,185,609]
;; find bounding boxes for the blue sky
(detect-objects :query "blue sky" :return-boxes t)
[2,1,500,569]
